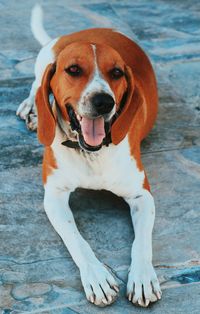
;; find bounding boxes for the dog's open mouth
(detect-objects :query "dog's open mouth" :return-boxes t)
[66,105,108,152]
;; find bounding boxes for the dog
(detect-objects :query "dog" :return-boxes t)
[17,4,162,308]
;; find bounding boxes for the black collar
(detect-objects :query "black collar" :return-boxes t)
[61,140,80,149]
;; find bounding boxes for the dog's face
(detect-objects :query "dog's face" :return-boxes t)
[36,42,135,150]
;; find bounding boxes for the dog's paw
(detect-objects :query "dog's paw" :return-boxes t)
[127,261,162,307]
[80,262,119,307]
[17,98,37,130]
[25,112,38,131]
[17,97,34,120]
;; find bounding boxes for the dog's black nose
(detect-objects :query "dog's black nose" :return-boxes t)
[91,93,115,115]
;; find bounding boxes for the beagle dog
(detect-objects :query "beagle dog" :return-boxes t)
[17,5,162,308]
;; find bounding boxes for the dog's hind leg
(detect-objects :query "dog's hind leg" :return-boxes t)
[16,79,38,130]
[16,39,57,130]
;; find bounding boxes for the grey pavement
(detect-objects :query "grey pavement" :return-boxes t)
[0,0,200,313]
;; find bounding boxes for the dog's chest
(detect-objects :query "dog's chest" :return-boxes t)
[51,136,144,197]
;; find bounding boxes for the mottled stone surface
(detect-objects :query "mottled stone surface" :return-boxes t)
[0,0,200,313]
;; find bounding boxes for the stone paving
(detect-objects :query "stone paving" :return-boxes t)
[0,0,200,313]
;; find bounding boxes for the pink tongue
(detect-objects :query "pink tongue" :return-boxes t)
[80,117,105,146]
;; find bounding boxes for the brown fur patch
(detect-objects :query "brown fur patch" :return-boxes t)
[42,147,57,184]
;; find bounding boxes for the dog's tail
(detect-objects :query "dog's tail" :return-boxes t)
[31,4,52,46]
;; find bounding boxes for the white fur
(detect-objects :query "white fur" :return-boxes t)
[31,4,52,46]
[125,190,162,306]
[34,38,58,85]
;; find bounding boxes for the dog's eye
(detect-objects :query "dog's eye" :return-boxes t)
[109,67,124,80]
[65,65,83,77]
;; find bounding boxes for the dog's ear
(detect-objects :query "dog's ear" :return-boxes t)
[111,65,142,145]
[36,63,56,146]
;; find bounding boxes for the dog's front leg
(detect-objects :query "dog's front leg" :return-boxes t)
[125,189,162,307]
[44,185,119,306]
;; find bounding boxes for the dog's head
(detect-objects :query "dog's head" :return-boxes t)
[36,42,137,151]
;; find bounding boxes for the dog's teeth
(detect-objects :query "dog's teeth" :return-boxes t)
[77,114,81,121]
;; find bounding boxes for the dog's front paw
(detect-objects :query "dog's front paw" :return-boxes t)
[127,261,162,307]
[80,261,119,307]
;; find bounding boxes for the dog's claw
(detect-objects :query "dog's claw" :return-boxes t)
[89,295,94,303]
[113,285,119,293]
[156,291,162,300]
[102,298,108,305]
[138,298,144,306]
